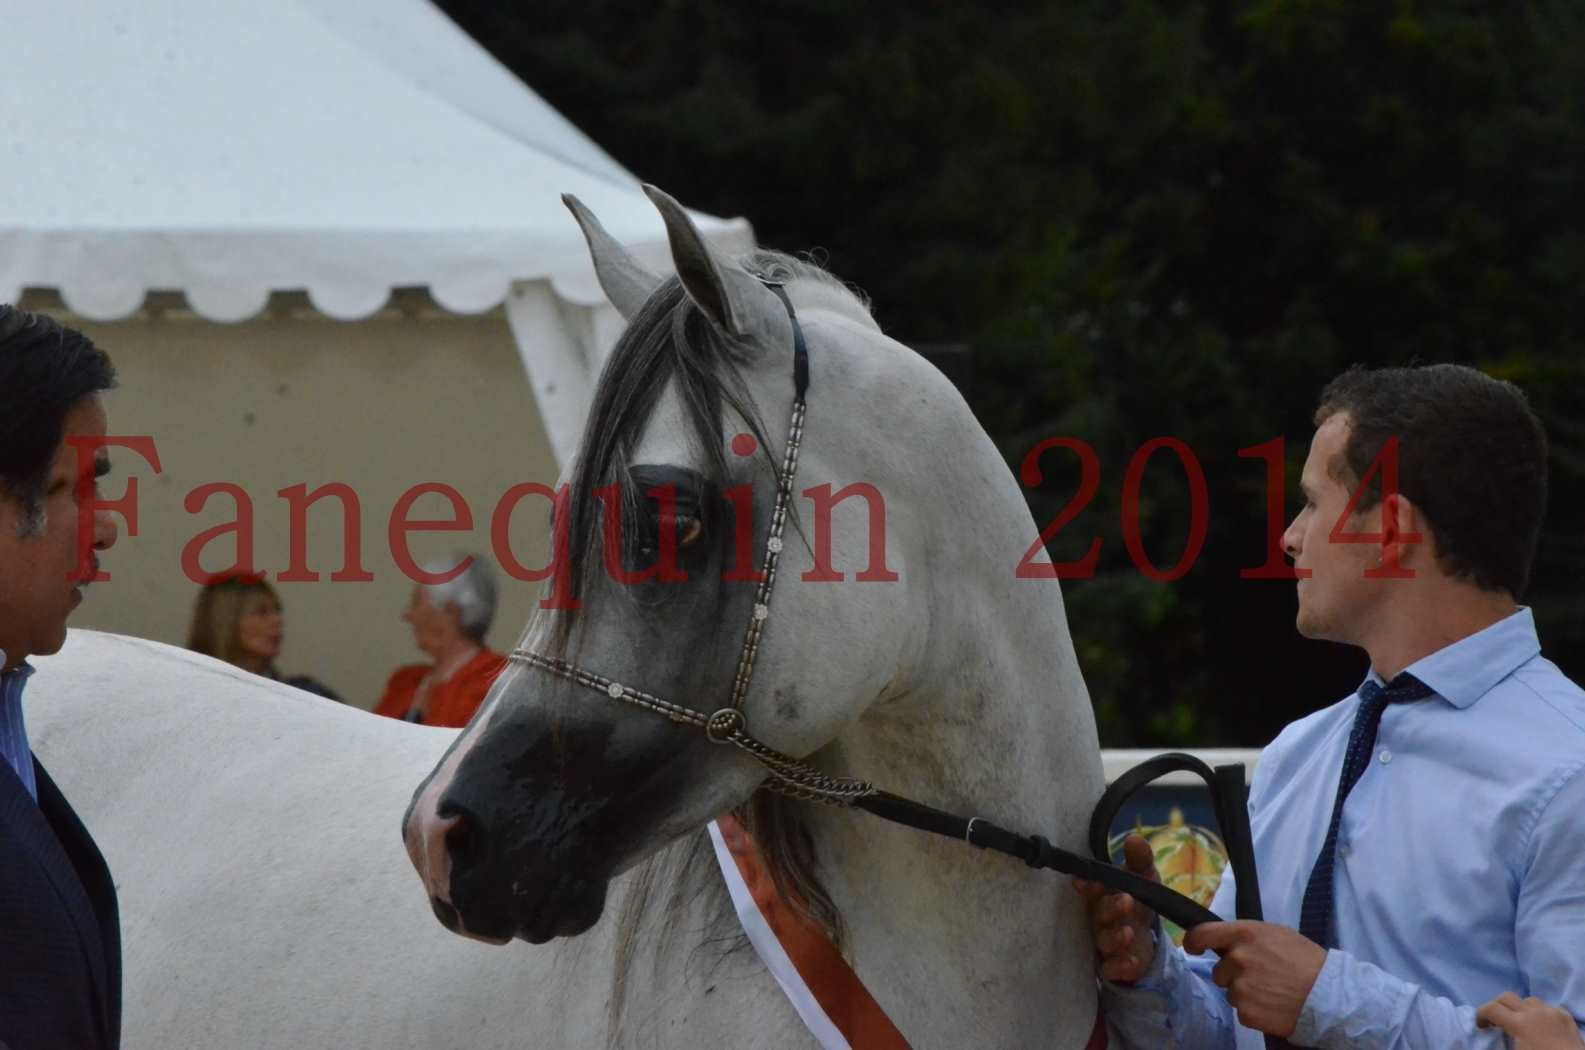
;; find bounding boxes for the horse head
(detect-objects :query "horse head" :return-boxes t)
[404,186,935,944]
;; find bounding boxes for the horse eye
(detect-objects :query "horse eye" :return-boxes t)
[677,516,704,548]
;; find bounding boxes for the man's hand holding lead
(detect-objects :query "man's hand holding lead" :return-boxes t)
[1072,834,1160,984]
[1182,920,1327,1039]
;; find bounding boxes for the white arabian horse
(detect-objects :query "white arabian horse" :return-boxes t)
[28,186,1106,1048]
[404,186,1106,1047]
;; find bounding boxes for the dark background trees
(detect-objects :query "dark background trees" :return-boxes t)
[439,1,1584,745]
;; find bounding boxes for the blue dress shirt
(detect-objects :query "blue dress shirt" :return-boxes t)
[1104,608,1585,1049]
[0,648,38,801]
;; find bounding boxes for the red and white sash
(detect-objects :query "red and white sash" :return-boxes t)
[708,816,1107,1050]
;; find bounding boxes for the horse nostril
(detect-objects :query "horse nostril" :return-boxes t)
[430,895,461,930]
[445,812,474,862]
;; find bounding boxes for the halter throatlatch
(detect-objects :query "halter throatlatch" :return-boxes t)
[508,277,1263,937]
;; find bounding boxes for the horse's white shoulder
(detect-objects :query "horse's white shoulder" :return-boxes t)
[26,630,607,1050]
[29,630,452,876]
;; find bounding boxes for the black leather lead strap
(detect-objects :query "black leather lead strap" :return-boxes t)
[1087,752,1289,1050]
[858,758,1286,1050]
[853,790,1219,930]
[1088,752,1263,923]
[1213,762,1264,924]
[851,749,1266,934]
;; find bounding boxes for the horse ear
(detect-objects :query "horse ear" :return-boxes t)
[642,184,782,342]
[562,193,661,321]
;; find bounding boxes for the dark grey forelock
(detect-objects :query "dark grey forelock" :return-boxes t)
[554,279,768,654]
[553,251,863,660]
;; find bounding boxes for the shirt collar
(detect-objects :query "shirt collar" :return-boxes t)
[0,648,34,681]
[1362,607,1541,710]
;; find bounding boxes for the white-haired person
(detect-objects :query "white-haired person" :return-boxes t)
[374,555,504,728]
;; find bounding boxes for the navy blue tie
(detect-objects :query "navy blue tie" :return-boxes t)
[1297,673,1433,949]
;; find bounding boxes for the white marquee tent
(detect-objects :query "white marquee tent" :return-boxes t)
[0,0,753,703]
[1,0,752,464]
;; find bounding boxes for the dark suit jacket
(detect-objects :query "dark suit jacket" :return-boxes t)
[0,756,121,1050]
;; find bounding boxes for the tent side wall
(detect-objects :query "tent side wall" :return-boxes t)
[40,292,561,708]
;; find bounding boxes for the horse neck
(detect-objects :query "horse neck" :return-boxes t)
[608,325,1104,1043]
[798,415,1105,1043]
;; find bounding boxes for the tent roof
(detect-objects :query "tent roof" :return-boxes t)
[299,0,632,188]
[0,0,751,322]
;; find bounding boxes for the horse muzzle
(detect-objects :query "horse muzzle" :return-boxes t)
[406,797,612,944]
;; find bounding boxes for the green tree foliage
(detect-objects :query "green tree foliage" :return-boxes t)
[441,0,1584,745]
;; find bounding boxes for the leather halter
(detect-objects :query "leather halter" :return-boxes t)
[510,276,873,805]
[506,278,1263,939]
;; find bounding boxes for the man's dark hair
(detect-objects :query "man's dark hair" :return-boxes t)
[0,305,117,528]
[1315,363,1548,598]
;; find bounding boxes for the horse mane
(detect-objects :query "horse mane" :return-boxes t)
[535,251,866,1039]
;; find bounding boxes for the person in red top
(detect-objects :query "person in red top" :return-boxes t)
[374,554,504,728]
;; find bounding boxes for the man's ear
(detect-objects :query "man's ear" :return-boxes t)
[1378,492,1427,572]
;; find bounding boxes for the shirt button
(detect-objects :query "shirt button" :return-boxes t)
[1339,845,1351,859]
[1379,748,1393,764]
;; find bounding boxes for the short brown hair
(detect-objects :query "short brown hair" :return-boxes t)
[1315,364,1548,597]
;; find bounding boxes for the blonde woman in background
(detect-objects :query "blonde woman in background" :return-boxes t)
[187,574,340,701]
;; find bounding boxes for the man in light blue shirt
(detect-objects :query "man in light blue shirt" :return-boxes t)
[1079,364,1585,1049]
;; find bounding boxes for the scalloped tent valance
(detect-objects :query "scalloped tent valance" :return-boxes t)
[0,0,750,325]
[4,223,745,325]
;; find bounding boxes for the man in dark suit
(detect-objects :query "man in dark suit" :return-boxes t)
[0,304,123,1050]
